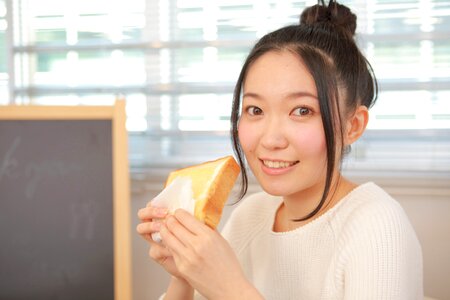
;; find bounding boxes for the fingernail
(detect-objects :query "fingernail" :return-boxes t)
[156,207,168,216]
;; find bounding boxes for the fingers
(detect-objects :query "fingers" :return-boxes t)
[136,222,160,243]
[160,215,191,253]
[160,209,217,261]
[137,205,211,260]
[136,205,168,243]
[162,209,211,246]
[136,221,162,235]
[149,242,172,261]
[137,206,168,221]
[173,209,212,236]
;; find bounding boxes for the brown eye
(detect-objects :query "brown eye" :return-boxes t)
[292,107,311,116]
[247,106,263,116]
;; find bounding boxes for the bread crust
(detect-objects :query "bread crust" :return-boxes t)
[165,156,240,228]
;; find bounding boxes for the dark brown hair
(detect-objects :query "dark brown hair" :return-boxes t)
[231,0,378,221]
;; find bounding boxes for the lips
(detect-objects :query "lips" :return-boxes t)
[262,159,299,169]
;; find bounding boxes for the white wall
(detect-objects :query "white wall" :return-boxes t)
[130,177,450,300]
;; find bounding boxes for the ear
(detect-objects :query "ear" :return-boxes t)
[344,105,369,146]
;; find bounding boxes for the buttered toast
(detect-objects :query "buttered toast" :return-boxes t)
[165,156,240,229]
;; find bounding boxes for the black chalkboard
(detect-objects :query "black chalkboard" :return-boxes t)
[0,103,131,300]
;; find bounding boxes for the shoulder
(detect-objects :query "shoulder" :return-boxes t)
[220,191,281,252]
[341,183,413,228]
[334,183,423,298]
[335,183,419,243]
[331,182,423,271]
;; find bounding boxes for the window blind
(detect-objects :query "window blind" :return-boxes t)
[1,0,449,184]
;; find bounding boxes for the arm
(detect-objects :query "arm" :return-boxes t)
[164,276,194,300]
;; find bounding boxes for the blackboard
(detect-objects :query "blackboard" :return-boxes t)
[0,102,131,300]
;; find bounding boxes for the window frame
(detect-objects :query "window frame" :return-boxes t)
[2,0,449,184]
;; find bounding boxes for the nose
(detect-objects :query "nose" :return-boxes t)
[260,118,288,150]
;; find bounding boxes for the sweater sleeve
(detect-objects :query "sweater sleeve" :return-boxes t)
[337,196,423,300]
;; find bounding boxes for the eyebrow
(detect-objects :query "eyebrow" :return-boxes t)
[243,91,318,100]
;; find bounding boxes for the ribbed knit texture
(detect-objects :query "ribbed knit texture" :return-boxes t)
[202,182,423,300]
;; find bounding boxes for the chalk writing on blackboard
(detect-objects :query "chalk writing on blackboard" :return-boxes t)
[0,103,131,299]
[69,200,100,240]
[0,136,83,200]
[0,136,20,181]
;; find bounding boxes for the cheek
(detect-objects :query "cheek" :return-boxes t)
[237,121,256,153]
[292,124,327,157]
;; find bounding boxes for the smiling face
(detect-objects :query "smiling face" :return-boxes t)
[238,50,328,199]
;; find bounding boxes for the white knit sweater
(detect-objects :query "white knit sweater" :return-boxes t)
[211,182,422,300]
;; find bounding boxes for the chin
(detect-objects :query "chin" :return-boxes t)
[257,179,291,197]
[262,187,285,197]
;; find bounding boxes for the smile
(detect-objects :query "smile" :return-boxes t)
[262,160,299,169]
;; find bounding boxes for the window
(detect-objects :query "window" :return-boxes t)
[0,0,7,103]
[2,0,449,183]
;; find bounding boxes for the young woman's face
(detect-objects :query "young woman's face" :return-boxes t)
[238,50,328,198]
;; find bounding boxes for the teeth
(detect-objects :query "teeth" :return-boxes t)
[263,160,297,169]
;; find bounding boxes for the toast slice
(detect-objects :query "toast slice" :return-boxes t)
[165,156,240,229]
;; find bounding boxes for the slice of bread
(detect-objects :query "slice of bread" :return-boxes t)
[165,156,240,229]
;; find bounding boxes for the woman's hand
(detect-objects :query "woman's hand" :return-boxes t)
[160,209,261,300]
[136,204,183,279]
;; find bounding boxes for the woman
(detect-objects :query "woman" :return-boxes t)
[137,1,423,299]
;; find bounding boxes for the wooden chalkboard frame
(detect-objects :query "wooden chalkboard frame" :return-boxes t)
[0,100,131,300]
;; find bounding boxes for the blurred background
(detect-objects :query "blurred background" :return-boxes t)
[0,0,449,299]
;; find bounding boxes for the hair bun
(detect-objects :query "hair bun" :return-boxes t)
[300,2,357,36]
